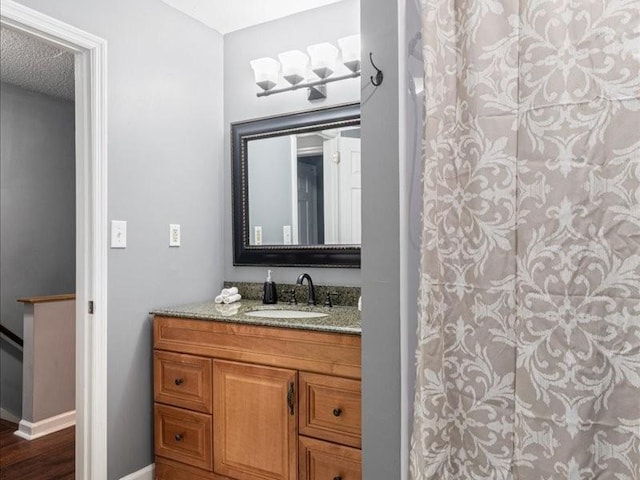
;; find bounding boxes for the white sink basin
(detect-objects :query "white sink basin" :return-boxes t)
[246,309,328,319]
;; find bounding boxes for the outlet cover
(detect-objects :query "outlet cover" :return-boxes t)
[254,226,262,245]
[169,224,181,247]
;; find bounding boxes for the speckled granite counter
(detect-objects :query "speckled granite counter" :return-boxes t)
[151,299,361,335]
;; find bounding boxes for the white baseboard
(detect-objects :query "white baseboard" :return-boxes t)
[14,410,75,440]
[119,463,155,480]
[0,407,21,424]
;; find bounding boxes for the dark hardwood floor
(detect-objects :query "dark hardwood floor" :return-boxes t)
[0,419,74,479]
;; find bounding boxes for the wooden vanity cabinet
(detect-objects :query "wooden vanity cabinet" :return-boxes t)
[153,316,361,480]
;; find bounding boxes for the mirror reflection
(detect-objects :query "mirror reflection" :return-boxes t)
[232,103,360,267]
[247,126,361,246]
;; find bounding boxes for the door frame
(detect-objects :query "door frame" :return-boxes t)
[0,1,108,478]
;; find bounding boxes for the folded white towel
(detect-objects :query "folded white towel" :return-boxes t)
[221,287,238,297]
[215,304,240,316]
[215,294,225,304]
[223,293,242,304]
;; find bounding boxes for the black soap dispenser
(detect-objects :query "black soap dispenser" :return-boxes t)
[263,269,278,304]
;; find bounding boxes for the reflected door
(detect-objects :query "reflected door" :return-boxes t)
[323,135,361,245]
[297,156,324,245]
[338,137,361,244]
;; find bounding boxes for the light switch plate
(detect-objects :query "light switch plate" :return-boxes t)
[111,220,127,248]
[169,224,181,247]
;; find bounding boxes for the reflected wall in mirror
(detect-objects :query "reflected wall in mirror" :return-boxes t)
[247,125,361,246]
[232,103,360,267]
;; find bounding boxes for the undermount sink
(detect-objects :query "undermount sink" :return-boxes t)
[245,309,328,319]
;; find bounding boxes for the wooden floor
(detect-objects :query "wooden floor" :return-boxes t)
[0,419,74,480]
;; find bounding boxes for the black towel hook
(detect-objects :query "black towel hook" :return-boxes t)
[369,52,384,87]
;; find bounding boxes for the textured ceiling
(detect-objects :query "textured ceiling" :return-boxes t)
[160,0,344,34]
[1,27,75,101]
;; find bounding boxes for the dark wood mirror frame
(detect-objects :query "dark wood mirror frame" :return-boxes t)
[232,103,361,267]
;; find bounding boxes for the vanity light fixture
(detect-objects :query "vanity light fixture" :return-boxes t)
[249,57,280,91]
[338,34,361,73]
[278,50,309,85]
[251,34,364,101]
[307,42,339,79]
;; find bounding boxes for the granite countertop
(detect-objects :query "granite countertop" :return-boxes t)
[151,299,361,335]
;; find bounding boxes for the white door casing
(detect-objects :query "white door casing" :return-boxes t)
[289,136,299,245]
[0,1,108,478]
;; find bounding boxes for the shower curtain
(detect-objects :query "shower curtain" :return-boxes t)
[410,1,640,479]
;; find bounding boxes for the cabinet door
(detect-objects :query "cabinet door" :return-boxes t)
[213,360,297,480]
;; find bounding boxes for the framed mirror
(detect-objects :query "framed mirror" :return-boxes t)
[232,103,361,267]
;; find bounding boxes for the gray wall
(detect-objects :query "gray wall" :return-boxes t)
[224,0,361,286]
[0,82,76,419]
[6,1,225,478]
[247,136,292,244]
[361,0,403,478]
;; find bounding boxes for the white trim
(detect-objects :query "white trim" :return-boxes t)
[290,136,299,244]
[119,464,155,480]
[15,410,76,440]
[0,407,21,424]
[0,2,108,479]
[398,1,410,480]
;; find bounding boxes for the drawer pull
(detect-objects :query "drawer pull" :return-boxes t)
[174,378,184,386]
[174,433,184,442]
[332,408,343,417]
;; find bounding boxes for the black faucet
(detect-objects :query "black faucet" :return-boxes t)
[296,273,316,305]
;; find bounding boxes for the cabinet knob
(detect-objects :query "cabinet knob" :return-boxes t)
[174,378,184,386]
[174,433,184,442]
[333,477,343,480]
[332,408,342,417]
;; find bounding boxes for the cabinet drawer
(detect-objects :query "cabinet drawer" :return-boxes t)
[154,404,213,471]
[299,436,361,480]
[154,351,212,413]
[155,457,215,480]
[299,373,361,448]
[154,316,361,379]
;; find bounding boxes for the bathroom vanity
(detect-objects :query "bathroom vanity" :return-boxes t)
[152,300,361,480]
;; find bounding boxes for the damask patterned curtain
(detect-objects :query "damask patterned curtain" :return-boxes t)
[410,1,640,479]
